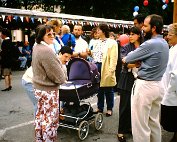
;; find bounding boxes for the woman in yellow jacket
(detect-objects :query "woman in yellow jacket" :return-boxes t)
[91,24,118,116]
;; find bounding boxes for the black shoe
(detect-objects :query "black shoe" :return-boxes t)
[1,86,12,91]
[9,86,12,90]
[94,109,103,114]
[106,113,112,117]
[0,76,5,80]
[117,134,126,142]
[1,88,10,91]
[106,110,113,117]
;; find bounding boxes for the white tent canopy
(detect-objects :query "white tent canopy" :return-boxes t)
[0,7,134,25]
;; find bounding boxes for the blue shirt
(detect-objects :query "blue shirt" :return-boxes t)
[61,33,76,48]
[125,35,169,81]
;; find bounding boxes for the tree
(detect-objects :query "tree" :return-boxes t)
[0,0,174,24]
[0,0,21,8]
[59,0,173,24]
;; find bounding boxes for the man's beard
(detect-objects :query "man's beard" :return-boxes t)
[144,30,153,40]
[74,34,80,39]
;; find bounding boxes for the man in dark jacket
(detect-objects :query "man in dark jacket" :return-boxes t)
[0,28,13,91]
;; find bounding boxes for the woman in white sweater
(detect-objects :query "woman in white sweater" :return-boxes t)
[22,66,37,117]
[161,23,177,142]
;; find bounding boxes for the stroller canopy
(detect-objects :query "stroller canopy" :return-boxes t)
[67,58,100,83]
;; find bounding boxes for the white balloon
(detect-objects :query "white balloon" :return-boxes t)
[133,11,138,17]
[162,4,167,10]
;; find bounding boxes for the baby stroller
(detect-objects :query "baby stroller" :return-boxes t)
[59,58,103,140]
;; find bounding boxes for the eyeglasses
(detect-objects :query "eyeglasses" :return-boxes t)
[45,32,56,37]
[167,34,175,37]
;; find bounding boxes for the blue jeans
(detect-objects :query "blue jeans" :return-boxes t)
[97,87,114,111]
[22,79,37,117]
[18,56,27,68]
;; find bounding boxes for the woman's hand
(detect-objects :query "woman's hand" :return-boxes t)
[122,57,126,63]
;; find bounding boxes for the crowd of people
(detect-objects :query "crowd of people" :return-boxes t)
[0,13,177,142]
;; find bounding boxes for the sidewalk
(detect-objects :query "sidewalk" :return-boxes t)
[0,71,173,142]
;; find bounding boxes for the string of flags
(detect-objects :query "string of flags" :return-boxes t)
[0,14,133,29]
[0,6,169,30]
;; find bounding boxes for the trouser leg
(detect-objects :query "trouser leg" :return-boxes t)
[105,87,114,111]
[118,90,131,134]
[22,79,37,117]
[97,87,104,111]
[131,80,162,142]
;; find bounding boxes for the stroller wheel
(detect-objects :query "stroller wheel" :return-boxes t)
[94,113,103,130]
[78,120,89,140]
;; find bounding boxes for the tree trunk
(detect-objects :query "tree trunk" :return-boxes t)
[173,0,177,22]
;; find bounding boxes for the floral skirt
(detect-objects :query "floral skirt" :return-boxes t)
[34,89,59,142]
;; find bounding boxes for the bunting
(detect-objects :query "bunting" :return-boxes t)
[20,16,23,22]
[2,15,5,21]
[1,14,167,32]
[0,14,135,30]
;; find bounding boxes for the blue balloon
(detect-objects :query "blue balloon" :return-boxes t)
[162,4,167,10]
[134,6,139,12]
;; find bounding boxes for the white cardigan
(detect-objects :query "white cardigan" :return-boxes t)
[161,44,177,106]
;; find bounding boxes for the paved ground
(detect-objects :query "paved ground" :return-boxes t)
[0,71,174,142]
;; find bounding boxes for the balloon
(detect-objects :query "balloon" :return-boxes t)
[134,6,139,12]
[162,4,167,9]
[118,34,130,47]
[133,11,138,17]
[165,0,169,4]
[162,0,165,3]
[143,0,149,6]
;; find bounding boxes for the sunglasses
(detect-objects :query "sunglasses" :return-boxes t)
[46,32,56,37]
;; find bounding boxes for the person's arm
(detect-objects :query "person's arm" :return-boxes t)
[124,41,153,63]
[79,43,89,59]
[127,61,141,68]
[79,39,90,59]
[71,52,79,58]
[71,34,76,48]
[168,70,177,93]
[79,51,88,59]
[109,41,118,73]
[121,44,129,58]
[73,40,89,59]
[127,64,137,68]
[42,50,66,85]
